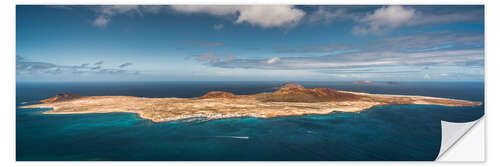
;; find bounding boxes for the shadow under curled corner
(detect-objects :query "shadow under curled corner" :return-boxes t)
[435,116,484,161]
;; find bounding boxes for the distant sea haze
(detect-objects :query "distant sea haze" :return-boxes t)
[16,81,484,160]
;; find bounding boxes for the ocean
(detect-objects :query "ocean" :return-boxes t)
[16,81,484,161]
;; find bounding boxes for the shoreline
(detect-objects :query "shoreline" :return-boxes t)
[20,87,482,123]
[22,101,482,123]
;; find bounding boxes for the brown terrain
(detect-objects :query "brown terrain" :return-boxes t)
[20,83,482,122]
[40,93,81,103]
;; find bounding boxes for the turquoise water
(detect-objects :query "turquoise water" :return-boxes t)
[16,81,484,161]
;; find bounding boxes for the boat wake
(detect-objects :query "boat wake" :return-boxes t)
[215,136,249,139]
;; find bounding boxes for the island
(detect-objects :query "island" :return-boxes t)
[20,83,482,122]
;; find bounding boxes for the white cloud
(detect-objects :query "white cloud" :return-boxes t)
[98,5,142,16]
[235,6,305,28]
[351,5,482,35]
[170,5,240,15]
[265,57,281,64]
[197,53,219,63]
[369,32,484,51]
[16,56,138,76]
[92,5,142,27]
[193,68,326,81]
[308,7,358,24]
[170,5,305,28]
[85,5,482,30]
[409,8,483,26]
[208,49,483,70]
[364,6,415,28]
[354,5,416,35]
[93,15,111,28]
[424,74,431,79]
[213,24,224,30]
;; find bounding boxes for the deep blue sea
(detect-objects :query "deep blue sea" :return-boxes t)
[16,81,484,161]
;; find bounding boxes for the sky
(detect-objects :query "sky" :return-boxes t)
[16,5,484,82]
